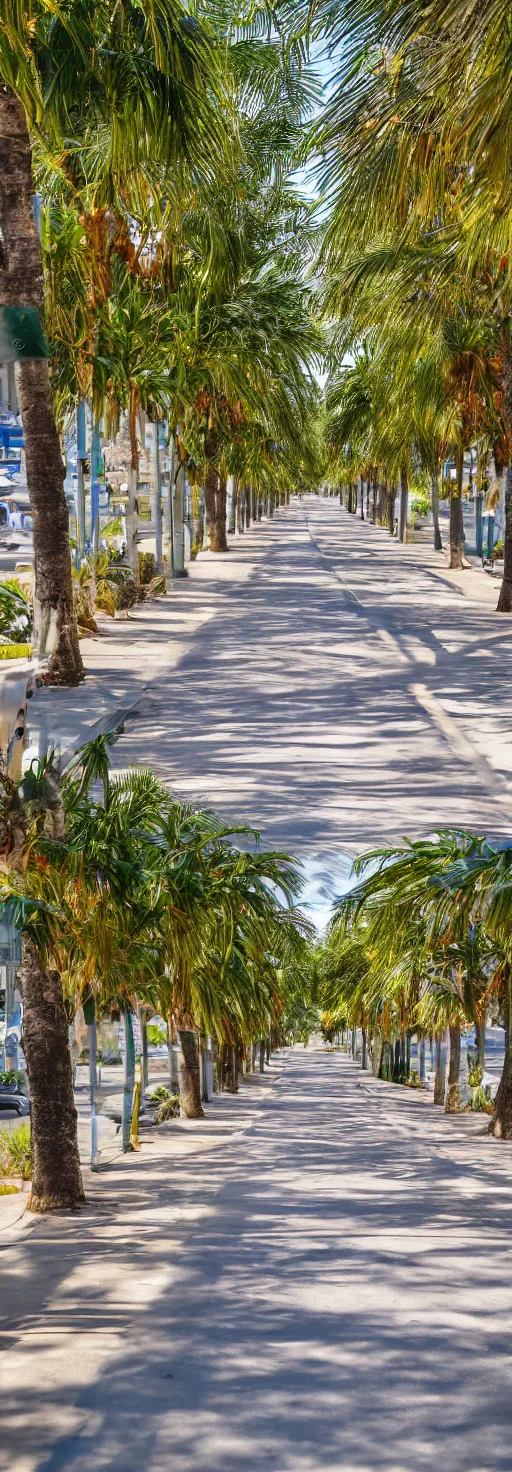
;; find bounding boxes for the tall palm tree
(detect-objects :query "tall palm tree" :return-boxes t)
[313,0,512,599]
[0,753,85,1209]
[0,0,225,682]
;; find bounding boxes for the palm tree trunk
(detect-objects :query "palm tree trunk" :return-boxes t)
[431,473,443,551]
[127,389,140,580]
[140,1010,149,1092]
[497,465,512,611]
[122,1011,135,1151]
[226,475,236,535]
[21,937,84,1211]
[229,1047,238,1092]
[490,965,512,1137]
[361,1027,367,1070]
[433,1035,445,1104]
[449,448,465,568]
[387,486,396,535]
[398,465,408,543]
[497,332,512,609]
[178,1029,204,1118]
[236,485,244,533]
[150,421,163,574]
[476,1013,486,1070]
[217,473,229,550]
[204,465,228,552]
[0,92,83,686]
[445,1024,461,1112]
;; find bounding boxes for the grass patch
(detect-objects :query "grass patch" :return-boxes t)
[0,1122,32,1178]
[0,643,32,659]
[0,1184,20,1195]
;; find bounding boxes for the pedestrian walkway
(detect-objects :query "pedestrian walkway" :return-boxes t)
[3,1045,512,1472]
[103,497,512,855]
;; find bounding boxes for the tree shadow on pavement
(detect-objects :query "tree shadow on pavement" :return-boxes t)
[4,1047,512,1472]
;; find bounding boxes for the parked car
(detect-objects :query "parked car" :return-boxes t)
[0,1086,30,1116]
[0,493,32,533]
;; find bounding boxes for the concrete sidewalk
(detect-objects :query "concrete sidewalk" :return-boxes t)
[27,525,270,762]
[27,499,507,765]
[3,1044,512,1472]
[93,497,512,858]
[20,494,512,902]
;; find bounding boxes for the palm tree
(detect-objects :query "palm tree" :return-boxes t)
[330,834,501,1114]
[314,0,512,598]
[0,0,225,682]
[0,753,85,1209]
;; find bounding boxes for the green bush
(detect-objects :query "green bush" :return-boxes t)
[0,1184,19,1195]
[0,1123,32,1179]
[0,1070,25,1087]
[492,539,504,560]
[147,1024,168,1048]
[0,579,33,645]
[411,495,430,519]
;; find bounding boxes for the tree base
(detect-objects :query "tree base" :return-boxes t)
[444,1084,461,1113]
[488,1067,512,1136]
[496,578,512,613]
[179,1103,205,1120]
[27,1188,86,1213]
[45,632,85,686]
[488,1097,512,1136]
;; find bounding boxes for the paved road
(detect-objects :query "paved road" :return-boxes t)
[110,496,512,863]
[3,1045,512,1472]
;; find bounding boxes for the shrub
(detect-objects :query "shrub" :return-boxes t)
[139,551,156,585]
[492,539,504,561]
[0,1123,32,1179]
[0,644,31,659]
[0,579,33,644]
[147,1024,168,1048]
[146,574,166,598]
[149,1085,172,1103]
[411,495,430,520]
[72,562,99,635]
[116,576,138,611]
[0,1184,19,1195]
[156,1096,179,1124]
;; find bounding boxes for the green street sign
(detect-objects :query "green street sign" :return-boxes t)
[0,307,49,361]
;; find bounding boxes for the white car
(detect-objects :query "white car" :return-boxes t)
[0,493,33,533]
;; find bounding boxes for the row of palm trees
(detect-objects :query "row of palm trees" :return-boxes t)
[311,0,512,606]
[1,731,314,1210]
[2,1,324,687]
[10,2,512,687]
[319,833,512,1138]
